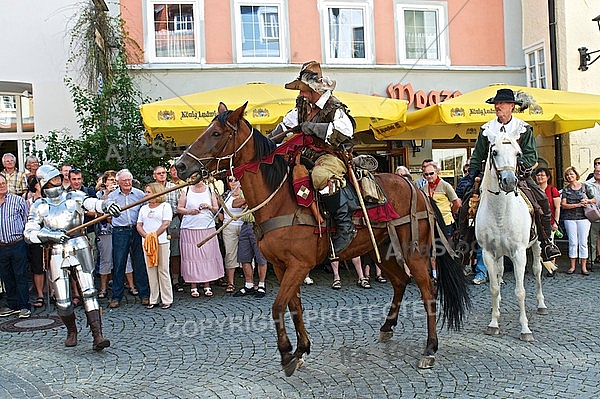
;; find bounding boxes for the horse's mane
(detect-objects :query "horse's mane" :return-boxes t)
[215,111,289,193]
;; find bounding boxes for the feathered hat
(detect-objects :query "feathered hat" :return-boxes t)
[285,61,336,93]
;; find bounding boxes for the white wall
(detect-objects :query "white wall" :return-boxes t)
[0,1,85,141]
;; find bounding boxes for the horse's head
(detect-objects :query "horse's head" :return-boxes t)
[487,134,522,193]
[176,102,250,180]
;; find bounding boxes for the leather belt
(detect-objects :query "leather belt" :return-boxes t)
[0,237,24,247]
[113,225,136,230]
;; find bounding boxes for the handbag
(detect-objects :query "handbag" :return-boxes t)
[584,203,600,222]
[583,185,600,223]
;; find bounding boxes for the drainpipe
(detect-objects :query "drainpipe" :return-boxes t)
[548,0,563,188]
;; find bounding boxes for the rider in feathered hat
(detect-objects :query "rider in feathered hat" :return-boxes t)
[465,88,561,262]
[270,61,359,256]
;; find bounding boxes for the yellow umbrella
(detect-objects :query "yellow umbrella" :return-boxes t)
[375,83,600,140]
[141,82,407,144]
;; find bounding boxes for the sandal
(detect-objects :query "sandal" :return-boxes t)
[173,283,184,293]
[190,288,200,298]
[160,303,172,309]
[376,275,387,283]
[226,284,235,293]
[216,278,228,287]
[331,279,342,290]
[33,297,44,308]
[203,287,213,297]
[97,289,107,299]
[357,278,372,289]
[128,287,139,296]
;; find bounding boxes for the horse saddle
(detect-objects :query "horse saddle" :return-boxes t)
[516,181,538,242]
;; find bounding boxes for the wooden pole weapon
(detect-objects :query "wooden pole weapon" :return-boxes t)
[65,181,192,236]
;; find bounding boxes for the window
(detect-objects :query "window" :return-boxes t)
[233,0,288,63]
[321,1,373,64]
[526,47,546,88]
[396,1,448,65]
[146,1,204,63]
[1,96,16,110]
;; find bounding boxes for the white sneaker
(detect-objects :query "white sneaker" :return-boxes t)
[18,309,31,319]
[472,276,487,285]
[0,307,19,317]
[303,277,314,285]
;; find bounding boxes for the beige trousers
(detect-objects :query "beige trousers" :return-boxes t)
[145,242,174,305]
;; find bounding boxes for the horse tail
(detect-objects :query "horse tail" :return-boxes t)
[428,198,471,331]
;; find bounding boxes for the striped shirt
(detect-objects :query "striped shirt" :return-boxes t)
[0,192,28,243]
[164,181,181,214]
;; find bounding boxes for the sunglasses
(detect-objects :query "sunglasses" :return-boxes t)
[228,177,237,182]
[423,172,435,177]
[595,161,600,165]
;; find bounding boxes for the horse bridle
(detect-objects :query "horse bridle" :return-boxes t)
[180,116,289,215]
[487,138,521,196]
[181,118,254,178]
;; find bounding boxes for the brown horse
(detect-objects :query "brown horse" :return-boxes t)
[175,103,469,376]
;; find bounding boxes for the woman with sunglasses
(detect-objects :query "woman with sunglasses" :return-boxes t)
[420,162,461,238]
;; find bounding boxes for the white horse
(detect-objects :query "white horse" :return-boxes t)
[475,134,548,342]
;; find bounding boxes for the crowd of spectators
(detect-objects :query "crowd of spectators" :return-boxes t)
[3,149,597,317]
[0,154,331,316]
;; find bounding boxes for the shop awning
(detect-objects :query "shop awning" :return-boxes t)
[374,83,600,140]
[140,82,407,144]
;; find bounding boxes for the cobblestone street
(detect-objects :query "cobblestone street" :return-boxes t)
[0,258,598,398]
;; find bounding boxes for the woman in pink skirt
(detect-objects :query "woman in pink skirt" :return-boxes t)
[177,180,224,297]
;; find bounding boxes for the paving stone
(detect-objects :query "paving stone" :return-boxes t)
[0,260,599,397]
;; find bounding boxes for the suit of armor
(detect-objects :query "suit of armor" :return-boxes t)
[24,165,117,350]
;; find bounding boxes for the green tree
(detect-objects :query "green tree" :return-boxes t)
[33,2,178,186]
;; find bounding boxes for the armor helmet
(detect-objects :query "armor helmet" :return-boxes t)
[37,165,63,198]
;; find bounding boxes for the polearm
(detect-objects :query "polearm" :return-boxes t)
[343,151,382,263]
[65,180,192,236]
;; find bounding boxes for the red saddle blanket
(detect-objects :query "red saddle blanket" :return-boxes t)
[354,202,400,223]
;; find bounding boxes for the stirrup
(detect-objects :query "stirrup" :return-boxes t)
[542,243,561,261]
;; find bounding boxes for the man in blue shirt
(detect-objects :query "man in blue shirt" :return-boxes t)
[0,174,31,318]
[107,169,150,308]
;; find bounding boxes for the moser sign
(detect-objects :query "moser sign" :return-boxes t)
[386,83,462,110]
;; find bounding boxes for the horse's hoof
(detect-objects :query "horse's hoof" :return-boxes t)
[282,358,298,377]
[520,333,534,342]
[485,326,500,335]
[537,307,548,315]
[379,331,393,342]
[417,355,435,369]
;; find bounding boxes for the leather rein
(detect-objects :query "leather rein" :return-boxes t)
[487,138,521,196]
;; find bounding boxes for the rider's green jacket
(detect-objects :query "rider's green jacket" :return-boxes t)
[469,117,537,177]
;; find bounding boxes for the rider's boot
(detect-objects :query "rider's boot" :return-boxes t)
[59,313,78,347]
[526,176,561,262]
[323,184,360,256]
[535,213,561,261]
[86,309,110,351]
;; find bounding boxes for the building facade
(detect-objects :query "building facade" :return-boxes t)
[123,0,526,179]
[523,0,600,185]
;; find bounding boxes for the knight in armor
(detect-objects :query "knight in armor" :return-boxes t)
[464,88,561,262]
[24,165,121,350]
[269,61,360,256]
